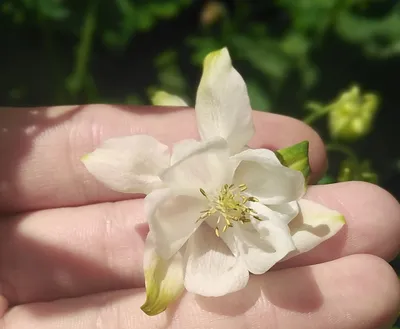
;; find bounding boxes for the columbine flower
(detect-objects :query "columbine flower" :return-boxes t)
[81,47,345,316]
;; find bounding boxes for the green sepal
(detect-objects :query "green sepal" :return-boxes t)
[275,141,311,181]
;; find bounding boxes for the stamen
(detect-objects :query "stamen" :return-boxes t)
[198,183,261,237]
[200,188,208,198]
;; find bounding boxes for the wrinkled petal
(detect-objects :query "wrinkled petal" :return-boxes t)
[141,233,184,316]
[161,137,232,195]
[184,223,249,297]
[171,139,200,165]
[151,90,189,107]
[286,199,346,258]
[233,202,296,274]
[81,135,169,194]
[145,188,206,260]
[268,201,300,225]
[195,47,254,154]
[232,148,305,204]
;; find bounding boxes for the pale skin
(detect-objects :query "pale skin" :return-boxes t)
[0,105,399,329]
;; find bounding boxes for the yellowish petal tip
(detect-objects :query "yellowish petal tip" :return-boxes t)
[338,215,346,224]
[151,91,187,107]
[140,302,166,316]
[80,153,90,162]
[203,47,230,66]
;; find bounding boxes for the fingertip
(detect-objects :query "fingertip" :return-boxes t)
[305,182,400,261]
[344,254,400,329]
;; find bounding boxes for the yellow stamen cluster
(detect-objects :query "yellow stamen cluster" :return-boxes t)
[198,184,261,237]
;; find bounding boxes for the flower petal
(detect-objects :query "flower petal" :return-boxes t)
[161,137,232,194]
[141,233,184,316]
[234,202,296,274]
[232,148,305,204]
[267,201,300,225]
[287,199,346,256]
[81,135,170,194]
[195,47,254,153]
[170,139,200,165]
[145,188,206,260]
[151,90,189,107]
[184,223,249,297]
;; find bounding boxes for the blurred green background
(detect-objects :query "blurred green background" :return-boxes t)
[1,0,399,326]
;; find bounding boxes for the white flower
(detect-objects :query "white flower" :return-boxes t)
[81,47,345,316]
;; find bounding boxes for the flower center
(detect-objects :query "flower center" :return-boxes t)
[198,184,261,237]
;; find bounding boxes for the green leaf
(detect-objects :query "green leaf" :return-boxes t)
[275,141,311,181]
[38,0,69,20]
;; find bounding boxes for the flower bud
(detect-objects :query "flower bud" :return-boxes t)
[328,86,379,141]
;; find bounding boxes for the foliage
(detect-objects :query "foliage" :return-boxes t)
[1,1,399,324]
[1,0,398,191]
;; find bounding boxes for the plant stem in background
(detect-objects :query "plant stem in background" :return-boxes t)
[303,105,332,125]
[325,143,358,162]
[66,0,98,101]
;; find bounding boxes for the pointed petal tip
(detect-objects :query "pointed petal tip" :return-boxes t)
[203,47,231,71]
[140,302,166,316]
[337,214,346,224]
[151,90,188,107]
[80,152,92,163]
[141,235,185,317]
[196,46,254,153]
[286,199,347,256]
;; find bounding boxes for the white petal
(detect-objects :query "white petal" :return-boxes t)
[232,148,305,204]
[195,47,254,154]
[151,90,189,107]
[234,202,296,274]
[184,223,249,297]
[161,137,232,194]
[267,201,300,225]
[141,233,184,316]
[286,199,346,258]
[145,188,206,260]
[170,139,200,165]
[81,135,170,194]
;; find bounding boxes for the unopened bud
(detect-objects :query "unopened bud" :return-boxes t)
[328,85,379,141]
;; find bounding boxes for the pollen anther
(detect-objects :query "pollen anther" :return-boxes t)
[198,183,260,237]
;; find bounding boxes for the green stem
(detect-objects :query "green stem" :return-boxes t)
[314,0,349,44]
[325,143,358,162]
[303,106,332,125]
[67,0,98,100]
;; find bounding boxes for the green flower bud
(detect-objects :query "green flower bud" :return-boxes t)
[328,86,379,141]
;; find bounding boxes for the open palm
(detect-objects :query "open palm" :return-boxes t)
[0,105,399,329]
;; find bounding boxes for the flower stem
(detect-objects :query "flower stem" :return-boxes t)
[303,105,332,125]
[325,143,358,162]
[66,0,98,100]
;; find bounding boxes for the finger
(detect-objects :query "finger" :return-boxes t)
[2,255,399,329]
[0,105,326,213]
[1,182,399,305]
[277,181,400,269]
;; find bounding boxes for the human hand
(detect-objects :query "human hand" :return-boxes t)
[0,105,399,329]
